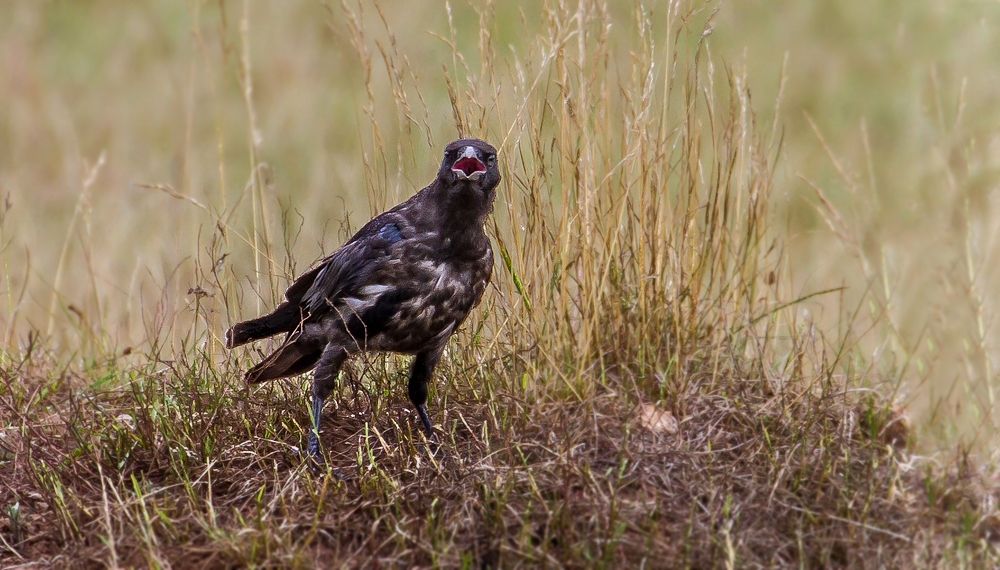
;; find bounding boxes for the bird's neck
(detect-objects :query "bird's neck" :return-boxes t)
[414,182,491,256]
[424,181,493,230]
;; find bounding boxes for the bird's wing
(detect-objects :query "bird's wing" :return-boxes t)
[293,216,407,318]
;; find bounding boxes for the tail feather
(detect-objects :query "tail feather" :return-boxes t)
[226,302,302,349]
[245,338,322,384]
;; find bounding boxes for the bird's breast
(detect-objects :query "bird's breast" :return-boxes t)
[357,254,491,353]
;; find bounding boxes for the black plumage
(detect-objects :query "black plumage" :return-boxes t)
[226,138,500,458]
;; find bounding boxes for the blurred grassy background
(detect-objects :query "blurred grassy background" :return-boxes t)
[2,0,1000,450]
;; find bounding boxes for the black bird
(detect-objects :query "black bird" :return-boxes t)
[226,138,500,458]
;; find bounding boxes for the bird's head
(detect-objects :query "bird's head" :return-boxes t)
[438,138,501,202]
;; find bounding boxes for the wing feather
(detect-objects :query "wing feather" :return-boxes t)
[297,218,407,318]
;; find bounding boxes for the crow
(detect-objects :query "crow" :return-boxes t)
[226,138,500,459]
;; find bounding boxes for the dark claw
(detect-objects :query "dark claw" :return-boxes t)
[298,440,349,480]
[300,434,325,470]
[417,439,441,456]
[415,424,441,456]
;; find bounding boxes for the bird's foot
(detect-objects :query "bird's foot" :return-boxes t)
[416,442,439,456]
[299,435,351,480]
[416,433,441,456]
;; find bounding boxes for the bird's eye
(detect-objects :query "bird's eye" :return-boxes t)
[486,154,496,164]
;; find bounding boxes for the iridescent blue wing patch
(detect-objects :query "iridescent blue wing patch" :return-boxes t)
[377,223,403,244]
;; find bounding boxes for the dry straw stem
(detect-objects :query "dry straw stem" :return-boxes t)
[1,1,998,568]
[46,151,106,341]
[238,0,277,314]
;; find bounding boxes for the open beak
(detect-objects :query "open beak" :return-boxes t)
[451,146,487,181]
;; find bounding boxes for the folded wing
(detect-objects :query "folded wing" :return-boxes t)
[226,216,407,362]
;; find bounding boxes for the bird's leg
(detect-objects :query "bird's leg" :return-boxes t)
[408,348,443,442]
[307,343,348,459]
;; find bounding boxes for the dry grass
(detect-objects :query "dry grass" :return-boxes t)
[2,347,995,568]
[2,0,1000,567]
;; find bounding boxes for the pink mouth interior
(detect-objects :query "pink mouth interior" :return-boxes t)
[453,157,486,176]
